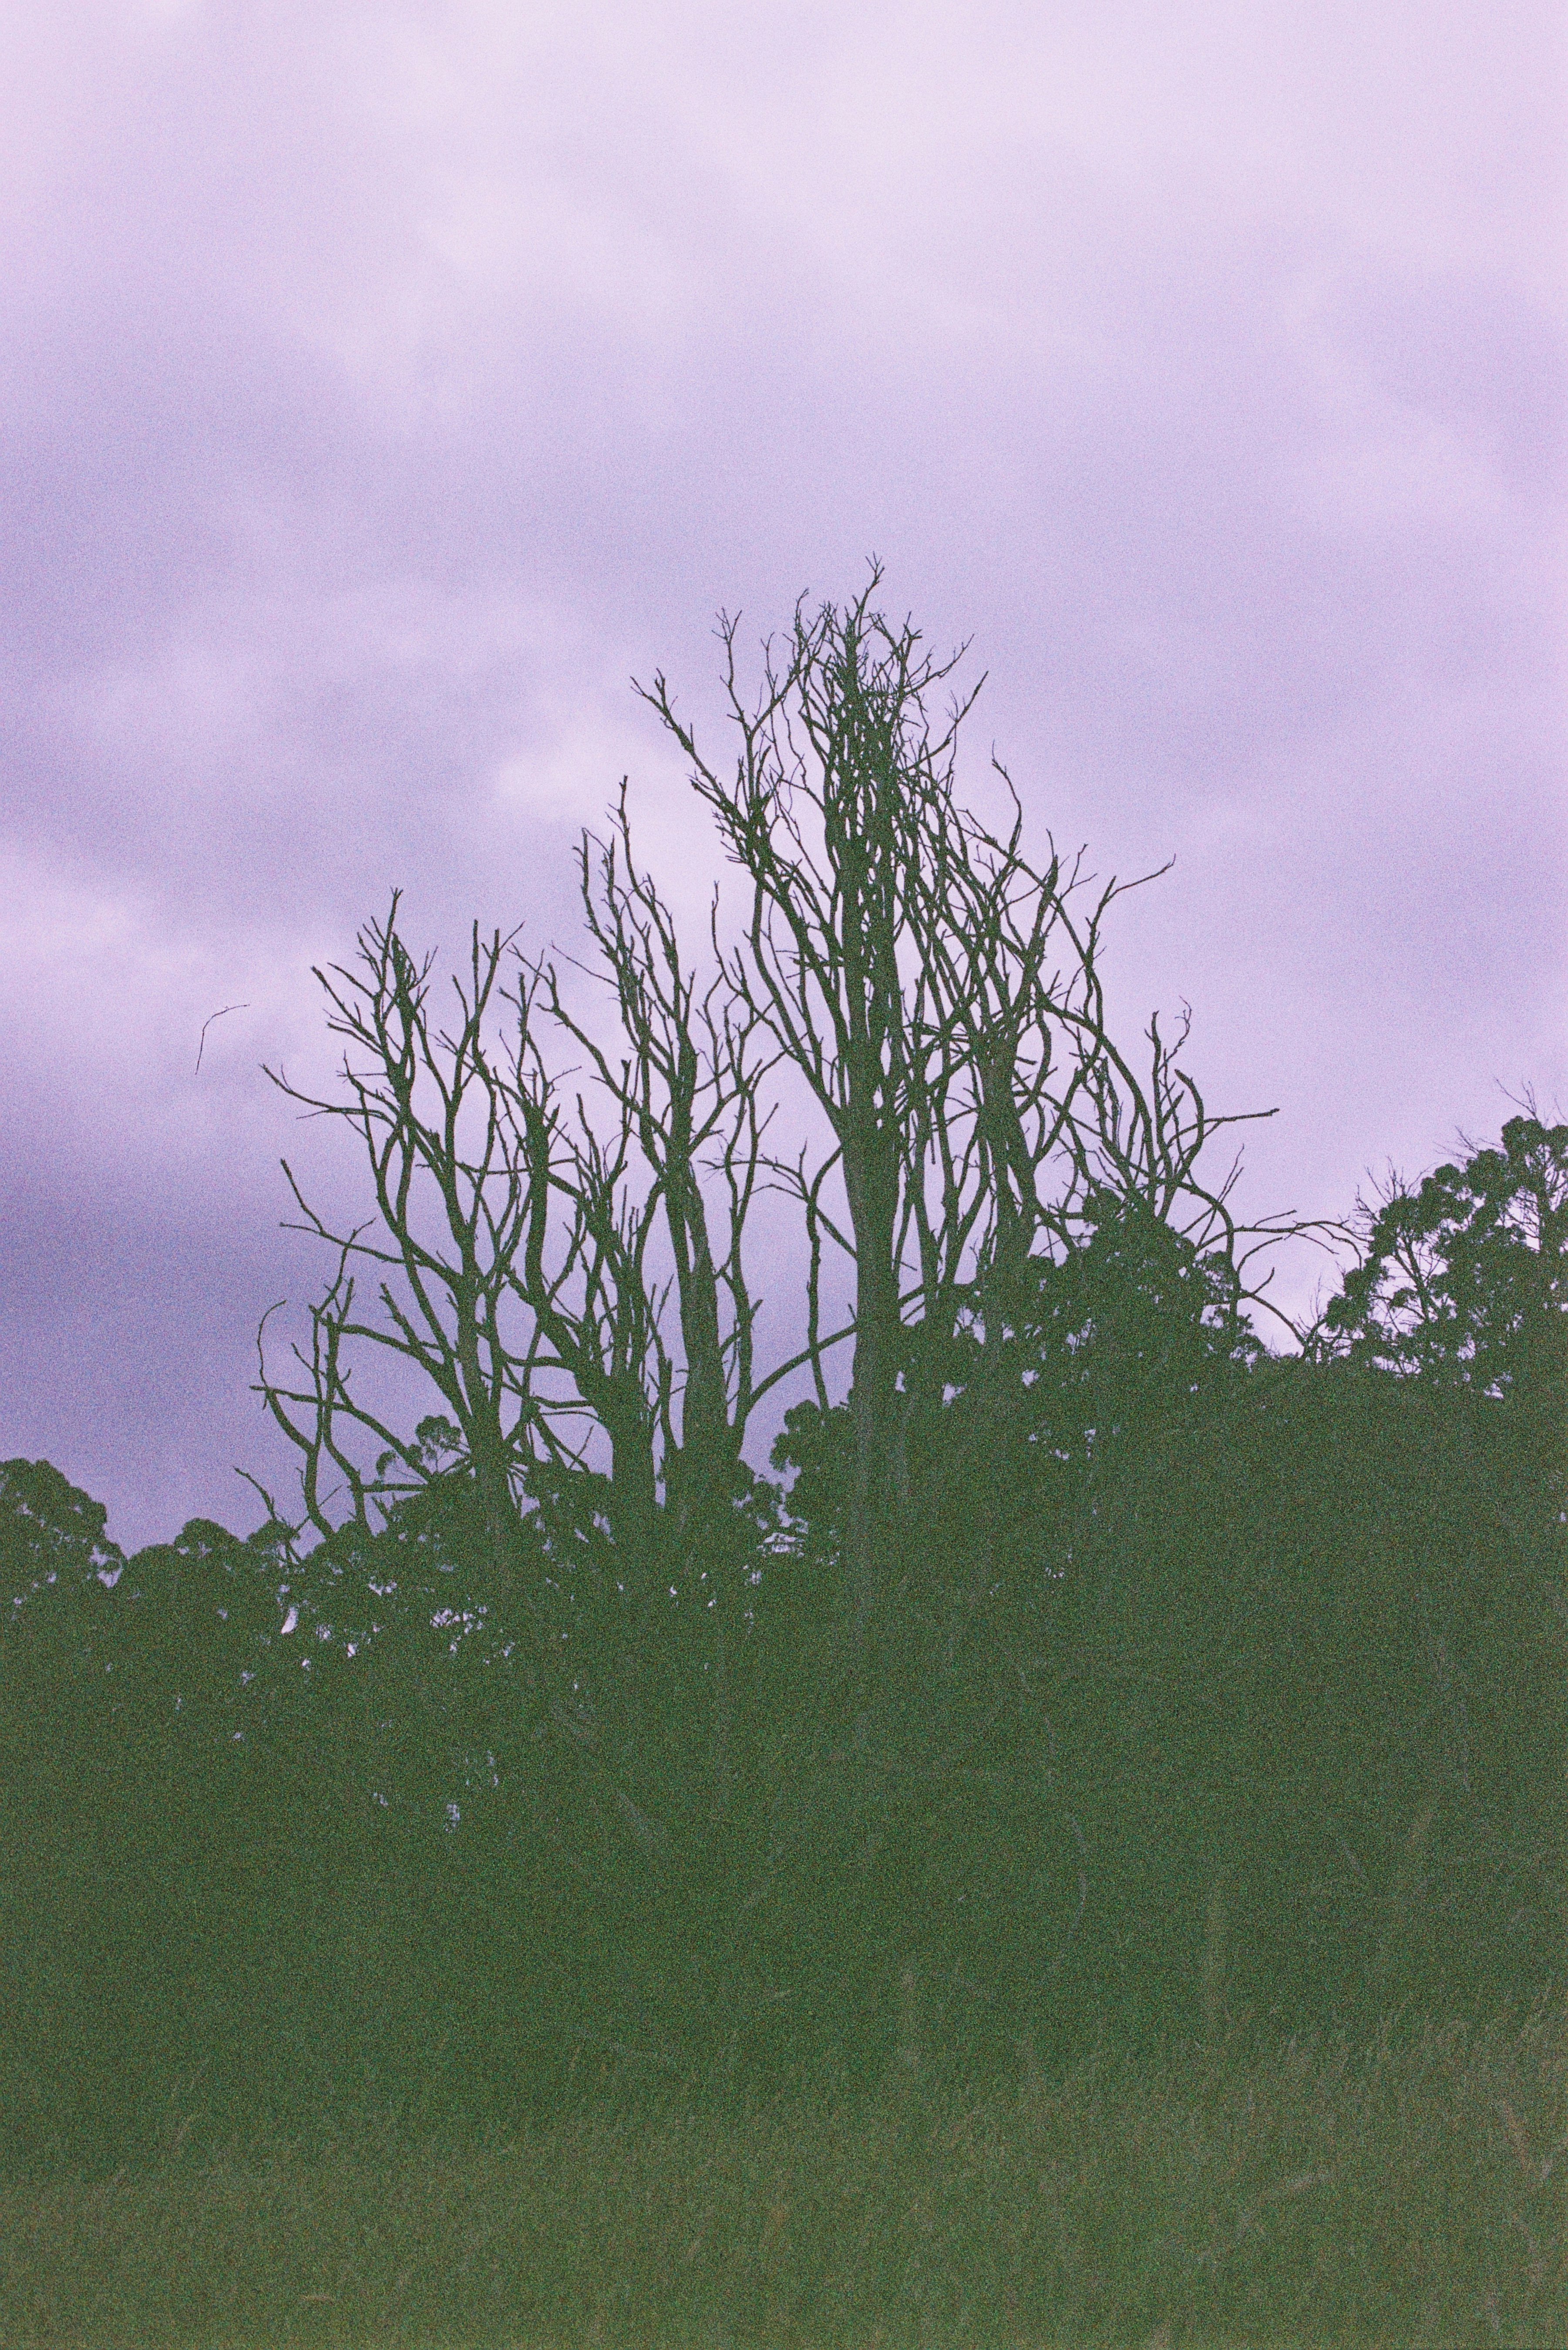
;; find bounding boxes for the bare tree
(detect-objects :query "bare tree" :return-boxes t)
[634,561,1287,1652]
[246,566,1323,2056]
[616,565,1337,2000]
[528,783,828,1812]
[254,906,568,1562]
[251,794,845,1832]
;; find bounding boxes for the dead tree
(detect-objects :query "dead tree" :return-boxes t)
[251,808,839,1835]
[626,566,1325,2000]
[528,782,839,1812]
[248,567,1319,2055]
[636,562,1289,1654]
[253,907,574,1561]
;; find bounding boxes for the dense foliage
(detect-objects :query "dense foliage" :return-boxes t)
[1,1123,1561,2171]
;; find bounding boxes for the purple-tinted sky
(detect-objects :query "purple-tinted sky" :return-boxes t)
[2,2,1563,1557]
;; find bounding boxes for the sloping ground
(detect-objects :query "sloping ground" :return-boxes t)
[0,1997,1560,2349]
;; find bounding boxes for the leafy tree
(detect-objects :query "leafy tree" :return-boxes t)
[1315,1106,1568,1407]
[0,1455,124,1610]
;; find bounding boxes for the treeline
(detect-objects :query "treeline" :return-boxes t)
[2,574,1562,2172]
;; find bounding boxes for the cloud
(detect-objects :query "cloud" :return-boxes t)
[0,0,1561,1548]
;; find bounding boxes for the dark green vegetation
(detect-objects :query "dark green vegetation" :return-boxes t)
[0,576,1562,2340]
[2,1287,1560,2179]
[0,2008,1559,2347]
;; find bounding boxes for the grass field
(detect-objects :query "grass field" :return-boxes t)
[0,1997,1561,2349]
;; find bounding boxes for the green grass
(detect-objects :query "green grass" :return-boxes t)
[0,1999,1561,2349]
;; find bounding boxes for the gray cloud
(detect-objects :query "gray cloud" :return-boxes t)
[2,0,1562,1550]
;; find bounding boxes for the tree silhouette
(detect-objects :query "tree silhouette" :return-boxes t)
[9,580,1557,2160]
[1316,1103,1568,1408]
[232,566,1347,2080]
[635,563,1287,1654]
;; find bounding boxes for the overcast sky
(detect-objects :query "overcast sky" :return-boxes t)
[1,1,1563,1558]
